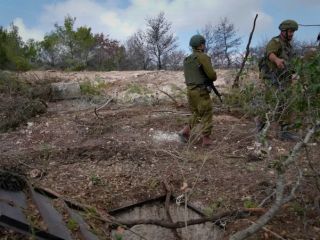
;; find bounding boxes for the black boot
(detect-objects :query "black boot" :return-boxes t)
[279,124,300,142]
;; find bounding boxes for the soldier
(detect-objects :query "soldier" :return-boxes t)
[258,19,299,141]
[178,34,217,146]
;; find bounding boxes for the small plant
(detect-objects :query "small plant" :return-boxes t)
[67,218,79,231]
[203,198,225,216]
[126,83,151,95]
[80,81,103,96]
[146,178,159,190]
[289,201,305,217]
[243,199,257,209]
[170,84,186,99]
[90,175,102,186]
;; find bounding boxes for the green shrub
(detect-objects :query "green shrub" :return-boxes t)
[80,81,104,96]
[126,83,151,95]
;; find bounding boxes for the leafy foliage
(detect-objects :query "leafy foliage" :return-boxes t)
[0,25,34,71]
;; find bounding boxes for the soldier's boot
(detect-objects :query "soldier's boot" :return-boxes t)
[178,125,190,143]
[254,116,266,133]
[278,124,300,142]
[201,135,212,147]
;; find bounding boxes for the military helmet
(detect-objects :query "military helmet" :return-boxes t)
[189,35,206,48]
[279,20,299,31]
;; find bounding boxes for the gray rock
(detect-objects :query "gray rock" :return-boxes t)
[51,82,81,100]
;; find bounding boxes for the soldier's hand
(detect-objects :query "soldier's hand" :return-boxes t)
[275,58,285,69]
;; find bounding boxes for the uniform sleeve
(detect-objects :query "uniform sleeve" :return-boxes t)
[197,53,217,81]
[266,39,281,57]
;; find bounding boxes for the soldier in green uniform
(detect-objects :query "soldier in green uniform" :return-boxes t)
[258,19,299,141]
[178,35,217,146]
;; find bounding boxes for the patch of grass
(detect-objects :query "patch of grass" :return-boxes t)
[243,199,258,209]
[146,178,159,190]
[126,83,151,95]
[80,81,109,96]
[223,84,266,117]
[170,84,186,99]
[90,175,103,186]
[203,198,225,217]
[289,201,305,217]
[67,218,79,231]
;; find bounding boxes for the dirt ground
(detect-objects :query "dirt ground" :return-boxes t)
[1,70,320,239]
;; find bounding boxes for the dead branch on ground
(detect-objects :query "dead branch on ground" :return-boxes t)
[153,84,183,107]
[163,180,182,239]
[110,208,263,229]
[230,122,319,240]
[94,98,113,119]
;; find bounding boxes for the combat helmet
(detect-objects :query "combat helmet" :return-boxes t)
[279,20,299,31]
[189,35,206,48]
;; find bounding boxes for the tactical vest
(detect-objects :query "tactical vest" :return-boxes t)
[183,52,210,86]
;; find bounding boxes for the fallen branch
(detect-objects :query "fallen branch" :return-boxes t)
[94,98,113,119]
[154,85,182,107]
[230,123,319,240]
[112,208,263,229]
[244,220,286,240]
[163,181,181,239]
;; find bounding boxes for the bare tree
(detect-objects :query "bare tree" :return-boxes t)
[162,50,186,70]
[125,30,151,70]
[199,23,215,56]
[145,12,178,70]
[212,17,242,68]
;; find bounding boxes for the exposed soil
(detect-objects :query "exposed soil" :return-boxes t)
[0,70,319,239]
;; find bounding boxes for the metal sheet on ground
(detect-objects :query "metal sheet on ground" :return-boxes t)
[31,190,72,240]
[67,208,99,240]
[0,190,27,209]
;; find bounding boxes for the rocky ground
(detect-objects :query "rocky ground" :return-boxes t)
[0,70,319,239]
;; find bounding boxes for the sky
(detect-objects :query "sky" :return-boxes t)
[0,0,319,52]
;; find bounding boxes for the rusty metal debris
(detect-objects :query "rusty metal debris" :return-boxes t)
[0,185,220,240]
[0,186,99,240]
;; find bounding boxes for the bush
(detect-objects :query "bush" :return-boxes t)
[80,81,107,96]
[0,71,48,132]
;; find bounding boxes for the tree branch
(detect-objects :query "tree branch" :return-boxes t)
[163,181,181,239]
[230,123,319,240]
[112,208,263,229]
[232,14,258,88]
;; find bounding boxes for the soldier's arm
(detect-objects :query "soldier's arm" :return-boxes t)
[269,53,285,69]
[266,39,285,69]
[198,54,217,81]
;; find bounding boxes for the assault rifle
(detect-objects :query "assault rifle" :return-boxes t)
[205,79,223,103]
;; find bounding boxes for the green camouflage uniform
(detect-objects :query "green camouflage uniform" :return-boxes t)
[183,49,217,135]
[260,36,294,85]
[259,35,295,126]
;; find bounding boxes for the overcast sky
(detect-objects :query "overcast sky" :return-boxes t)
[0,0,319,51]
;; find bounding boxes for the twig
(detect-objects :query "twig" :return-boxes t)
[222,154,247,159]
[112,209,262,229]
[258,191,275,208]
[94,98,113,119]
[154,84,182,107]
[244,219,286,240]
[233,14,258,88]
[230,123,319,240]
[304,146,320,192]
[96,209,150,240]
[163,181,182,240]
